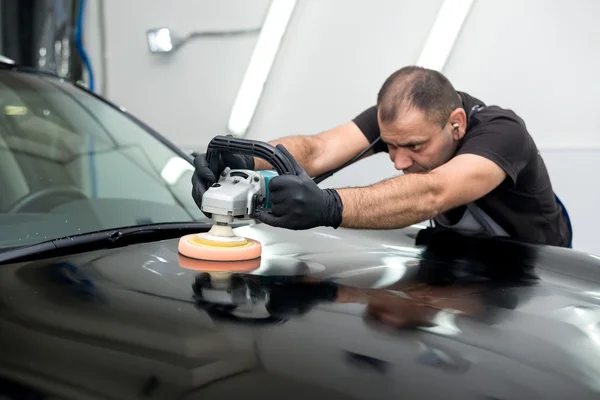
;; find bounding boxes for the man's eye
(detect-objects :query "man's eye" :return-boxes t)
[409,144,422,151]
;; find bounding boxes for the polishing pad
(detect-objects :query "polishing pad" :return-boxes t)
[194,224,248,247]
[178,233,262,261]
[178,254,261,272]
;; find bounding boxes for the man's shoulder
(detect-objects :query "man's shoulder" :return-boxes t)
[457,100,536,186]
[458,91,525,128]
[462,111,533,162]
[466,101,531,143]
[475,105,526,124]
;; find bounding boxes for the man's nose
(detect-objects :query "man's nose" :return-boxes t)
[392,149,413,170]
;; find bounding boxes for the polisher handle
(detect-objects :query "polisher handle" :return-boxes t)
[205,135,297,177]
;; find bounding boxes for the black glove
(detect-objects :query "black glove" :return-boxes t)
[191,150,254,217]
[253,144,343,230]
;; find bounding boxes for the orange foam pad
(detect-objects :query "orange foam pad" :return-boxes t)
[178,254,261,272]
[178,234,262,262]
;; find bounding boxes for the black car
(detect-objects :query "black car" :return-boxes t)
[1,61,600,400]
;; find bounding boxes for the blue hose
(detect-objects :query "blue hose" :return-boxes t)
[74,0,97,197]
[74,0,94,92]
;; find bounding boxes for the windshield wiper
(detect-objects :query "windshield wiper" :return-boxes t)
[0,221,242,265]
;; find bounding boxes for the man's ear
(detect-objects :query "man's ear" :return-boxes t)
[449,108,467,140]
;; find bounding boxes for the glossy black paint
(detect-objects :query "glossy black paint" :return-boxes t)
[2,223,600,399]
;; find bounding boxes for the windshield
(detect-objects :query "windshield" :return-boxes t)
[0,69,208,250]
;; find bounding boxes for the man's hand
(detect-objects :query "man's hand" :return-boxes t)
[253,144,343,230]
[191,151,254,217]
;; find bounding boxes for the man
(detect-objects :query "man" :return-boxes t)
[192,66,572,247]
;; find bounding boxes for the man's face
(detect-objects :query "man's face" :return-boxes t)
[379,107,463,174]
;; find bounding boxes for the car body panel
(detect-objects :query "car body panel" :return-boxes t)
[2,222,600,399]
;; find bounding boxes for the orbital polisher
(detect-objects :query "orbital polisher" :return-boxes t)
[178,135,298,262]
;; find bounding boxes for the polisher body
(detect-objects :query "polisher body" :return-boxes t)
[179,134,296,261]
[200,168,277,224]
[178,168,277,261]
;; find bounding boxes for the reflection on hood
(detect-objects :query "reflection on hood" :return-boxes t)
[192,229,540,330]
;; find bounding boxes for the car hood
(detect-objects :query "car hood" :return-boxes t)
[1,223,600,399]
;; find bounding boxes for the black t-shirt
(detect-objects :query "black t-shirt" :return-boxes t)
[352,91,572,248]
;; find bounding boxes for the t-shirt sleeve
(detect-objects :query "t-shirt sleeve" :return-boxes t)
[352,106,387,153]
[456,118,531,186]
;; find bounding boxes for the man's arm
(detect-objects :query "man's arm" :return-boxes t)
[336,153,507,229]
[253,121,373,177]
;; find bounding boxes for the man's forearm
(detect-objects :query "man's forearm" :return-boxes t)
[336,173,443,229]
[254,135,320,176]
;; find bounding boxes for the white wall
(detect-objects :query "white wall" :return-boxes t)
[83,0,271,151]
[83,0,599,254]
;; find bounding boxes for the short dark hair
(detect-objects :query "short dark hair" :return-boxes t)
[376,66,462,127]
